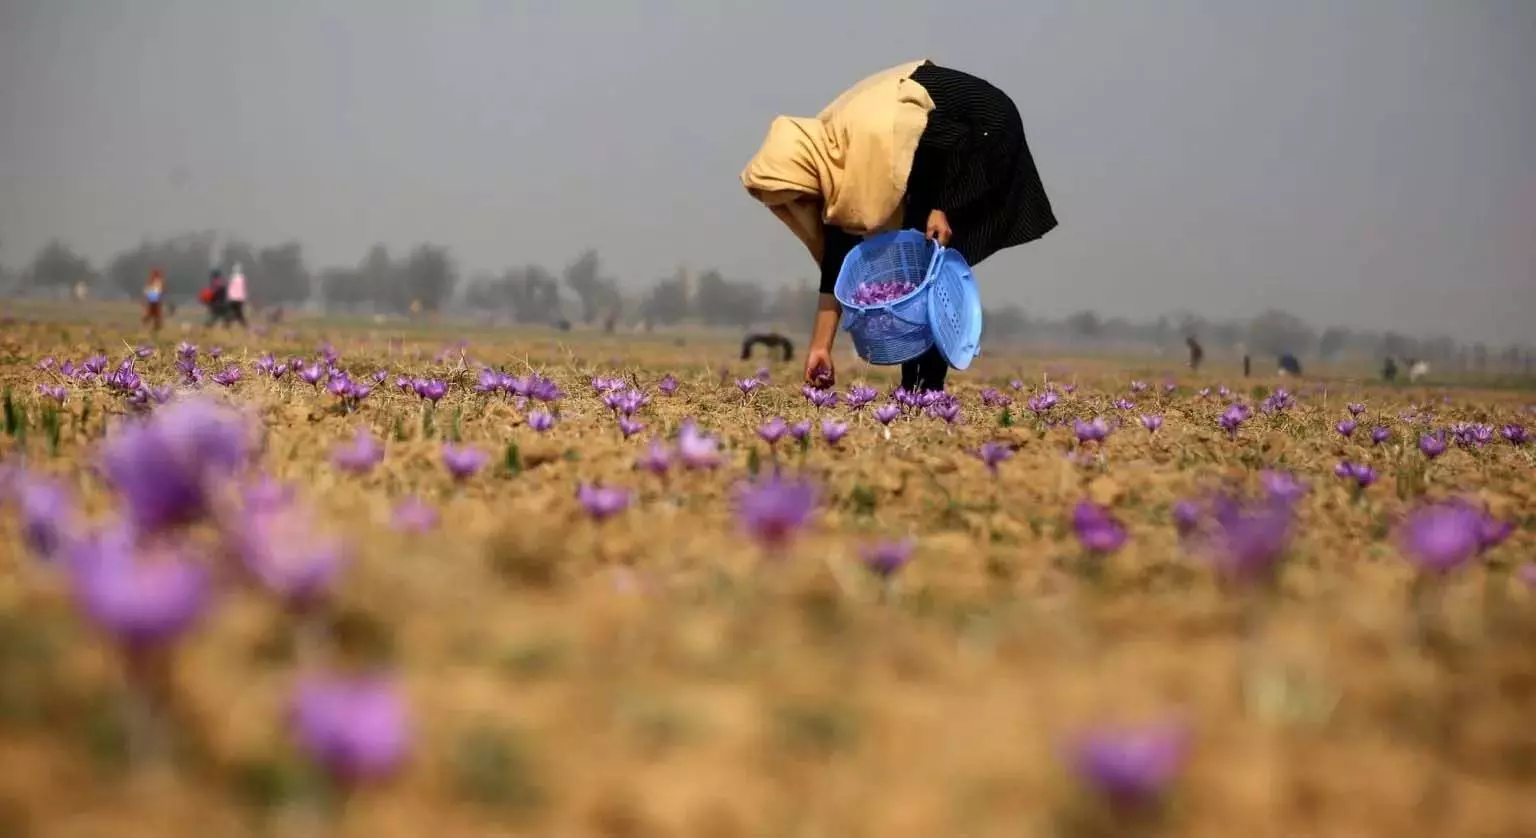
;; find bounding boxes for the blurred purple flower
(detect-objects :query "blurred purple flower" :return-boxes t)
[846,385,879,409]
[617,417,645,438]
[1335,419,1357,438]
[1112,398,1135,411]
[1334,461,1377,488]
[787,420,812,442]
[657,374,679,396]
[1074,417,1111,444]
[526,410,556,433]
[1502,424,1528,445]
[441,444,487,481]
[236,508,348,608]
[1218,404,1251,438]
[1067,720,1190,809]
[577,484,633,521]
[289,672,411,784]
[1258,470,1309,503]
[18,475,74,561]
[1072,501,1128,555]
[1171,500,1200,537]
[38,383,68,404]
[1398,501,1485,574]
[391,496,439,533]
[1347,402,1365,416]
[1370,426,1391,446]
[974,441,1014,476]
[69,531,211,651]
[636,439,672,475]
[332,430,385,475]
[100,398,252,534]
[821,419,849,445]
[736,378,761,395]
[860,539,915,579]
[677,421,722,470]
[734,474,818,551]
[1419,432,1447,459]
[757,417,788,446]
[873,404,901,425]
[1138,415,1163,434]
[299,364,325,387]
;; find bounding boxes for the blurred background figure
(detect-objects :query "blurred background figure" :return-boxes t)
[226,262,249,328]
[1278,353,1303,376]
[1186,335,1204,371]
[142,268,165,332]
[200,268,229,328]
[1382,357,1399,382]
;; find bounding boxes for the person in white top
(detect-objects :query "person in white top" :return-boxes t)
[226,263,249,328]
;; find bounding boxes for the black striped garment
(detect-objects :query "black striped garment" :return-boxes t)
[818,61,1058,294]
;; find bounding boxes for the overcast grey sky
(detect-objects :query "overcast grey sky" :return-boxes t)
[1,1,1532,342]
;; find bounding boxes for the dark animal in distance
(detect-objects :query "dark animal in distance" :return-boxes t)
[741,333,794,362]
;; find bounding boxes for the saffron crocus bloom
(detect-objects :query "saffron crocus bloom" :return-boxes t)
[974,441,1014,475]
[441,444,487,481]
[1171,500,1200,537]
[1139,415,1163,433]
[577,484,632,521]
[100,398,252,535]
[846,385,879,409]
[821,419,849,445]
[1503,424,1528,445]
[1258,470,1309,503]
[1419,432,1447,459]
[657,374,679,395]
[736,378,761,395]
[1218,404,1251,438]
[527,410,556,432]
[1398,501,1485,574]
[235,507,347,609]
[1112,399,1135,411]
[873,404,901,425]
[1028,391,1059,414]
[391,496,439,533]
[19,476,74,561]
[290,673,411,785]
[332,430,385,475]
[1347,403,1365,416]
[1074,417,1111,444]
[787,420,813,442]
[1072,501,1128,555]
[758,418,788,446]
[1370,426,1391,446]
[1200,494,1293,586]
[636,439,672,475]
[1067,720,1190,809]
[734,474,818,551]
[617,417,645,438]
[69,531,212,652]
[1335,419,1357,438]
[677,421,722,470]
[299,364,325,387]
[1334,461,1377,488]
[860,539,915,579]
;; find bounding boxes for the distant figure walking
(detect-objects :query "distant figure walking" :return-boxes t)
[142,269,166,332]
[1278,353,1303,376]
[1382,357,1399,382]
[227,263,250,328]
[200,269,229,328]
[741,332,795,362]
[1185,336,1204,371]
[1243,354,1251,378]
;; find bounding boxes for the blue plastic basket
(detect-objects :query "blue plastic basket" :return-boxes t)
[833,229,983,369]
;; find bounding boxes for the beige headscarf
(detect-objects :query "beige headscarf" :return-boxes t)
[741,60,935,264]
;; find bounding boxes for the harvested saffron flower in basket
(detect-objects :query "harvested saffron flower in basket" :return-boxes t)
[849,279,919,307]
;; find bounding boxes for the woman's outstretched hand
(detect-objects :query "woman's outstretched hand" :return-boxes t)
[804,346,836,388]
[926,209,953,247]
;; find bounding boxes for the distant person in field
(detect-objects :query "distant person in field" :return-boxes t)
[1186,336,1204,371]
[226,262,250,328]
[200,268,230,328]
[742,59,1056,392]
[142,268,166,332]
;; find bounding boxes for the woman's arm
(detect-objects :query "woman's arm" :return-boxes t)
[810,225,859,351]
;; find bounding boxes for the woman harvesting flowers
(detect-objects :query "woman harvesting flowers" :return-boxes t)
[742,60,1056,392]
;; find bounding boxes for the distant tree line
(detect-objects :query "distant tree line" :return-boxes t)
[1,234,1531,373]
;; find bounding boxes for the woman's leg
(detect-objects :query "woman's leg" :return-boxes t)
[901,346,950,392]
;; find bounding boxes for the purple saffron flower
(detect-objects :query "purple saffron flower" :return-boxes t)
[577,484,633,521]
[821,419,849,445]
[1419,432,1447,459]
[474,368,503,394]
[1138,415,1163,434]
[1199,494,1294,586]
[243,474,297,512]
[69,532,211,651]
[636,439,672,475]
[1130,380,1149,394]
[418,379,449,404]
[1171,500,1201,537]
[289,672,411,784]
[677,421,722,469]
[1074,417,1111,444]
[758,417,788,446]
[1072,501,1128,555]
[928,401,962,424]
[100,398,252,534]
[657,374,679,396]
[736,378,761,395]
[1502,424,1528,446]
[38,384,68,404]
[441,444,487,481]
[787,420,812,442]
[299,364,325,387]
[236,508,348,608]
[974,441,1014,475]
[1370,426,1391,446]
[1112,399,1136,411]
[734,474,818,551]
[1218,404,1251,438]
[1334,461,1377,488]
[617,417,646,438]
[1398,501,1485,574]
[18,476,74,561]
[873,403,901,425]
[82,355,108,375]
[846,385,879,409]
[1028,392,1060,414]
[526,410,556,433]
[332,430,385,475]
[860,539,915,579]
[1258,470,1309,503]
[807,388,839,409]
[1335,419,1357,438]
[1347,402,1365,416]
[391,496,439,533]
[1067,720,1190,809]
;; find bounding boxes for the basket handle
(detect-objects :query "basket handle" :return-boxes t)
[925,241,946,282]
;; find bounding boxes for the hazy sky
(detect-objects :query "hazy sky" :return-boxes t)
[1,1,1532,342]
